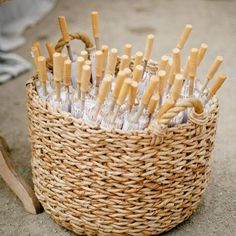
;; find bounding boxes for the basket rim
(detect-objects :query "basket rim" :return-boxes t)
[27,76,219,136]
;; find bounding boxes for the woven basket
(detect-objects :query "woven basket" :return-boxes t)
[26,75,219,235]
[27,32,219,235]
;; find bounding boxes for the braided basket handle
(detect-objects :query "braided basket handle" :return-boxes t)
[158,98,204,127]
[47,32,94,70]
[55,32,94,52]
[149,98,207,140]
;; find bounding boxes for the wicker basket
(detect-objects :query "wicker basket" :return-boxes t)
[27,33,219,235]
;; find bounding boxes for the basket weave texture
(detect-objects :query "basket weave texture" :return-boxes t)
[26,77,219,235]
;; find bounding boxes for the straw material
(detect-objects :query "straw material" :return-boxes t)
[26,76,219,235]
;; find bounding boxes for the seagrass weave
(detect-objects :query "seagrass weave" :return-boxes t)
[26,76,219,235]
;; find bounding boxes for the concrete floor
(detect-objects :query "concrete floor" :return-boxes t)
[0,0,236,235]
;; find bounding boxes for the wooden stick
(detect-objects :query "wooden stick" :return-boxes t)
[119,55,129,71]
[38,56,48,96]
[112,79,131,123]
[133,65,143,82]
[141,75,159,107]
[124,68,132,78]
[58,16,73,61]
[0,136,43,214]
[61,53,68,78]
[159,55,169,71]
[167,48,181,91]
[91,11,100,49]
[143,34,155,75]
[170,73,184,101]
[113,71,126,99]
[80,65,92,111]
[107,48,118,75]
[208,73,227,99]
[158,70,167,107]
[129,81,138,111]
[188,48,198,96]
[46,42,55,63]
[109,70,126,112]
[63,59,71,87]
[85,60,92,67]
[197,43,208,66]
[201,56,224,93]
[31,46,40,73]
[32,41,42,56]
[53,52,62,82]
[80,50,88,61]
[133,51,143,68]
[124,43,132,64]
[148,95,159,117]
[76,57,85,86]
[55,80,61,101]
[95,74,112,118]
[176,24,192,50]
[101,45,109,73]
[53,53,62,101]
[95,50,103,87]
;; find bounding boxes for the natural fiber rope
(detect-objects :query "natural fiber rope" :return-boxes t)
[26,76,219,236]
[55,32,94,52]
[46,32,94,71]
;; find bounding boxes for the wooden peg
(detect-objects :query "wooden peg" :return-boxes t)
[201,56,224,94]
[53,52,62,82]
[38,56,47,96]
[129,81,138,111]
[142,75,159,106]
[156,97,175,120]
[188,48,198,96]
[32,41,42,56]
[80,50,88,61]
[101,45,109,72]
[207,56,224,81]
[38,56,47,83]
[46,42,55,63]
[133,51,143,68]
[58,16,70,43]
[158,70,167,97]
[63,59,71,87]
[76,57,85,85]
[124,68,132,78]
[144,34,155,61]
[107,48,118,75]
[148,95,159,116]
[117,78,132,106]
[159,55,169,70]
[209,73,227,98]
[167,48,181,88]
[133,65,144,82]
[95,50,103,85]
[113,71,126,99]
[171,73,184,101]
[119,55,129,71]
[97,74,112,104]
[91,11,100,49]
[177,24,192,50]
[174,48,181,74]
[81,65,92,93]
[31,46,40,73]
[124,43,132,64]
[197,43,208,66]
[188,48,198,78]
[85,60,92,67]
